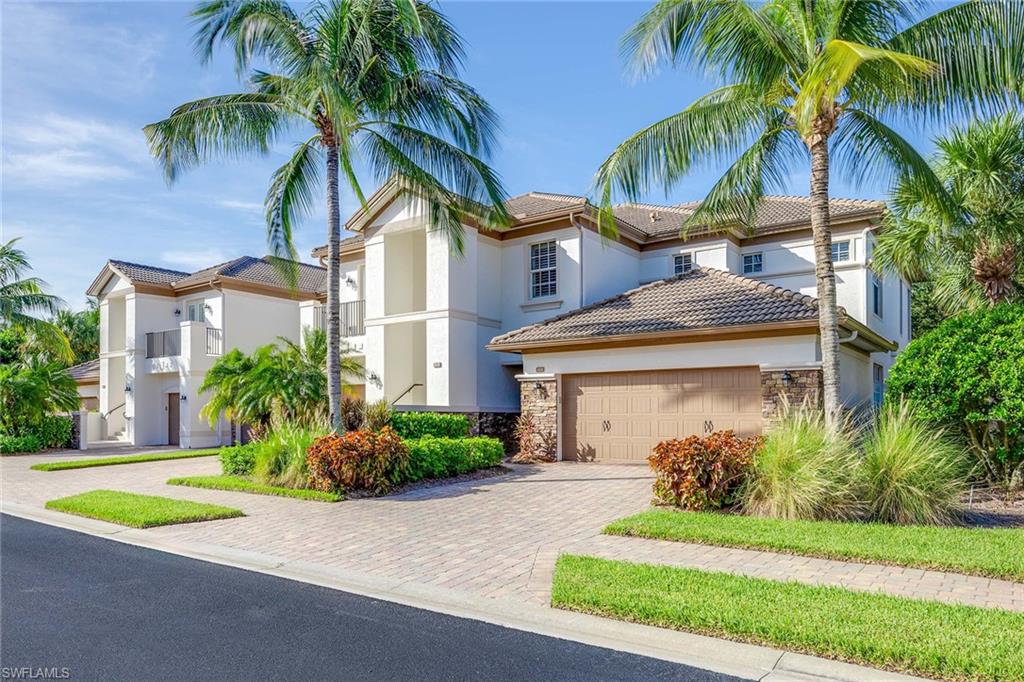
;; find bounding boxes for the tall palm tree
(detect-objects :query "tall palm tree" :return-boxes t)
[146,0,509,432]
[875,112,1024,312]
[595,0,1023,425]
[0,238,71,362]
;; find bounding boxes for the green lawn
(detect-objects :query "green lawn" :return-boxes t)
[553,555,1024,682]
[45,490,243,528]
[605,509,1024,581]
[31,449,220,471]
[167,475,342,502]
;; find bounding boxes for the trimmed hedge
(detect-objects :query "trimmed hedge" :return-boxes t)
[219,442,259,476]
[391,412,470,439]
[0,415,73,454]
[406,436,504,481]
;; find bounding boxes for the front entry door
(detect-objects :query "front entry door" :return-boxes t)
[167,393,180,446]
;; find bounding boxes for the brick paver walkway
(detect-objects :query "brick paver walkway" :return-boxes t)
[3,452,1021,611]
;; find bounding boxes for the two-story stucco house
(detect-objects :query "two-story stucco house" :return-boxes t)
[86,256,326,448]
[303,179,909,461]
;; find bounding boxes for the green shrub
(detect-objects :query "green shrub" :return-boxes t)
[32,415,73,449]
[887,304,1024,487]
[219,442,259,476]
[740,403,861,521]
[391,411,470,439]
[648,431,761,510]
[306,427,409,494]
[405,436,504,481]
[0,433,43,454]
[252,421,328,488]
[860,400,968,525]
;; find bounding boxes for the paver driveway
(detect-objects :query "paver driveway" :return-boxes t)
[0,453,652,604]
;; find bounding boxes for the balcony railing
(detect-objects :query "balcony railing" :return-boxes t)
[315,300,365,337]
[206,328,223,356]
[146,329,180,358]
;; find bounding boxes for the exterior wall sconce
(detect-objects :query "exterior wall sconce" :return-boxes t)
[782,370,793,388]
[174,309,181,317]
[125,384,132,393]
[180,395,187,402]
[533,381,544,391]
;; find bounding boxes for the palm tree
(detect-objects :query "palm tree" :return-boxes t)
[595,0,1023,425]
[200,329,363,431]
[53,300,100,365]
[0,357,80,433]
[0,238,71,362]
[146,0,509,432]
[875,112,1024,312]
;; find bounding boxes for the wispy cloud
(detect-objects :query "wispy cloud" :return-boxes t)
[217,199,265,215]
[3,114,150,187]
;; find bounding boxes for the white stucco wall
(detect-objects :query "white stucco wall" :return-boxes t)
[499,227,582,333]
[582,230,640,303]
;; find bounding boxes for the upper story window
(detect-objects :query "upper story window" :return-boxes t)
[186,300,205,323]
[831,240,850,262]
[743,252,763,274]
[673,253,693,275]
[529,241,557,299]
[871,273,883,318]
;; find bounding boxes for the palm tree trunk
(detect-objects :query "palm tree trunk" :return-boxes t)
[808,134,842,426]
[325,142,343,433]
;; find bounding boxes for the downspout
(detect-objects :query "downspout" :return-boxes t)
[837,330,858,344]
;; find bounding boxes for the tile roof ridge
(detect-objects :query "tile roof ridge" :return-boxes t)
[259,255,327,271]
[490,271,700,344]
[523,191,587,203]
[699,267,820,310]
[108,259,189,276]
[614,201,693,214]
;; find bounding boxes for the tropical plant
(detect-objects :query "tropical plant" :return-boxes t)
[859,399,967,525]
[648,431,762,510]
[886,304,1024,488]
[145,0,509,432]
[875,112,1024,312]
[306,426,409,494]
[0,357,80,434]
[740,400,861,520]
[339,394,366,431]
[0,238,71,362]
[52,300,100,365]
[252,419,328,488]
[390,411,469,439]
[362,398,393,432]
[199,329,363,431]
[595,0,1024,425]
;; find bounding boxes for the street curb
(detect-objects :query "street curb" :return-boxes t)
[1,502,923,682]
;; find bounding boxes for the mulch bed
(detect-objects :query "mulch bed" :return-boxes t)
[345,465,514,499]
[960,484,1024,528]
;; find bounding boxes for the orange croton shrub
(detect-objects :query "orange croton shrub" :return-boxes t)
[648,430,763,510]
[306,426,409,495]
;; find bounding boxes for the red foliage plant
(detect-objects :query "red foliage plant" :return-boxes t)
[648,430,763,510]
[306,426,409,495]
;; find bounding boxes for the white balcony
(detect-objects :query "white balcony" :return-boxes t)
[143,322,222,374]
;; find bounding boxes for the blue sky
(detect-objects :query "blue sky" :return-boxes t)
[2,1,947,310]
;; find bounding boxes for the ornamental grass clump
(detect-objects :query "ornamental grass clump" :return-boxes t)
[740,402,860,521]
[648,431,762,510]
[860,400,968,526]
[252,420,328,489]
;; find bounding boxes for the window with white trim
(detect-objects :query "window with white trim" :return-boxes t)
[831,240,850,262]
[743,252,763,274]
[186,300,205,323]
[873,363,885,406]
[871,273,883,318]
[529,241,557,299]
[673,253,693,275]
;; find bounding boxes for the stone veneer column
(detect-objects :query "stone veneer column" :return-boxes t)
[517,376,558,459]
[761,369,823,419]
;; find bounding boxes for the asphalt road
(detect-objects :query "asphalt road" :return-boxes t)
[1,515,747,682]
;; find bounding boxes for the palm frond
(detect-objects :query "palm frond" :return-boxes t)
[265,135,323,287]
[192,0,311,73]
[144,93,295,183]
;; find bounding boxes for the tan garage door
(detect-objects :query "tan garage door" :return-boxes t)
[563,367,763,462]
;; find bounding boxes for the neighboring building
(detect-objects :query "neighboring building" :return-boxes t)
[86,256,326,448]
[67,359,100,411]
[305,179,908,461]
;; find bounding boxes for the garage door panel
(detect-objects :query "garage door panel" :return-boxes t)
[563,366,762,462]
